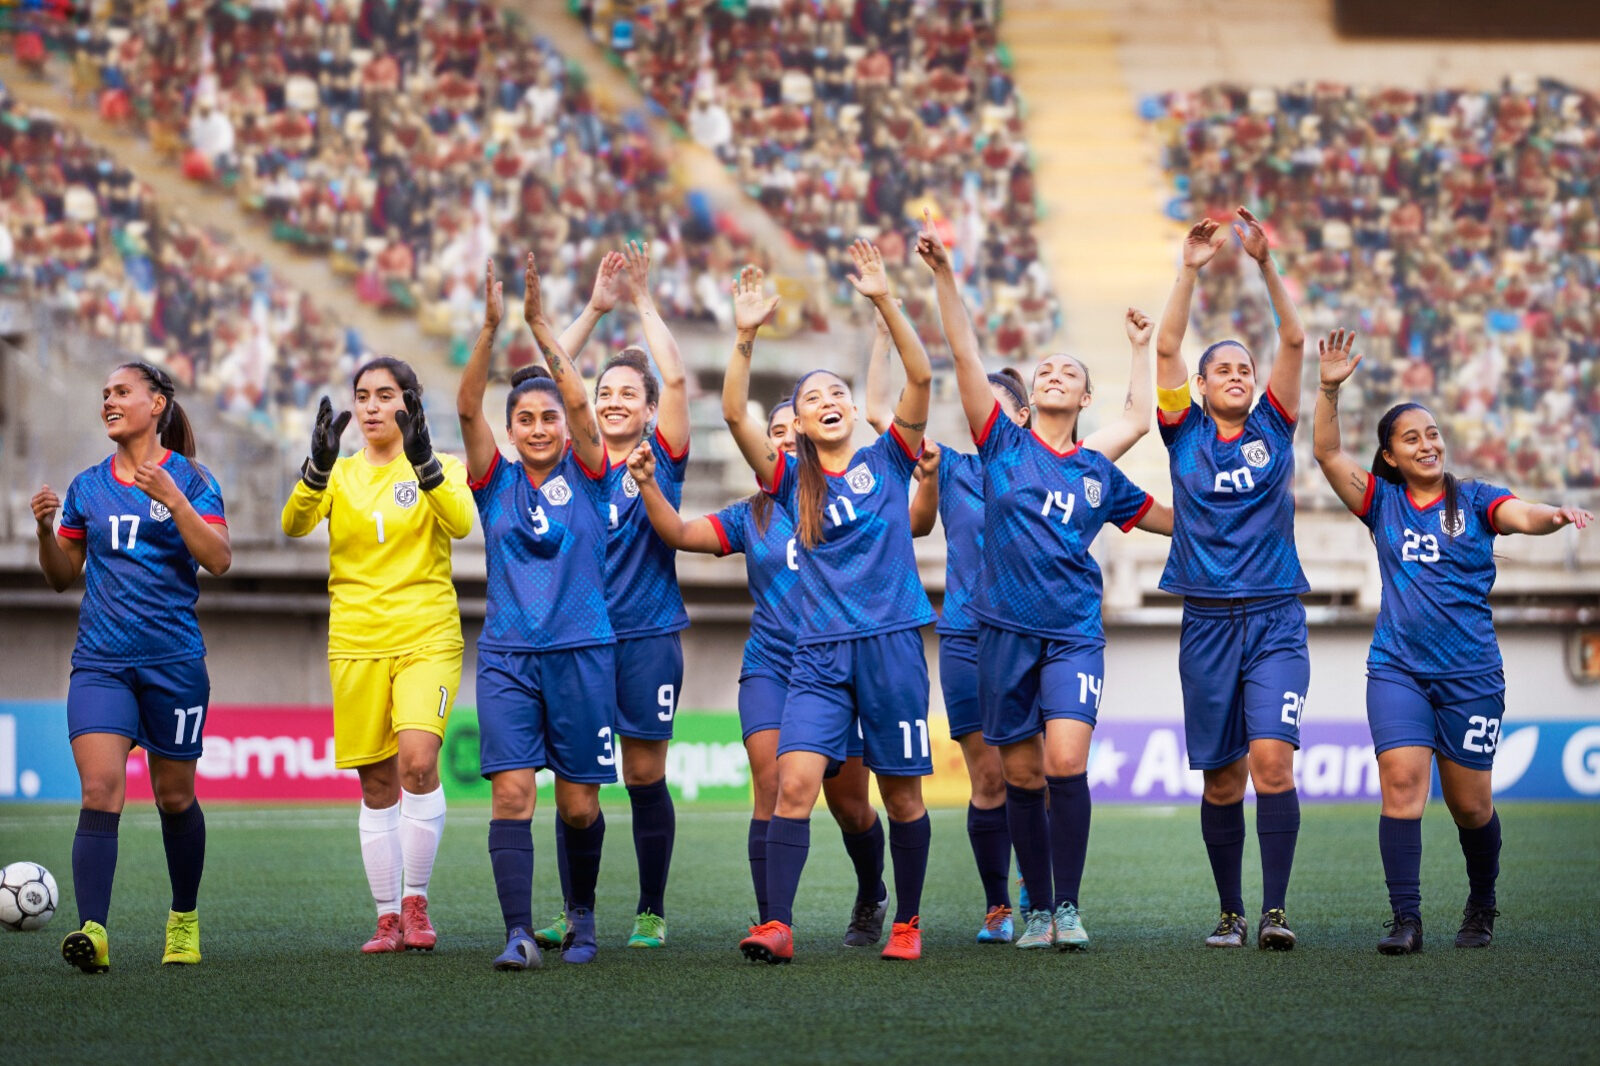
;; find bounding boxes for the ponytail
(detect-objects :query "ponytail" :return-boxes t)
[1373,401,1461,538]
[794,431,828,550]
[988,368,1031,428]
[120,361,196,457]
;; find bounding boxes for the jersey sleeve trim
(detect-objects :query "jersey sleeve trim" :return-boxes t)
[572,445,607,481]
[1485,494,1516,535]
[467,451,502,491]
[1119,494,1154,533]
[888,422,922,461]
[706,513,733,556]
[972,400,1001,446]
[1264,387,1295,425]
[201,514,228,526]
[1157,403,1192,428]
[760,450,788,495]
[1353,474,1377,518]
[654,425,689,463]
[58,525,86,540]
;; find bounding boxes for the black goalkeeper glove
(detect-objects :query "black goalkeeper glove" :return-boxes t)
[395,390,444,491]
[301,395,350,491]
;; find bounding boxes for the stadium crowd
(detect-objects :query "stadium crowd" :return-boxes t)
[1147,80,1600,492]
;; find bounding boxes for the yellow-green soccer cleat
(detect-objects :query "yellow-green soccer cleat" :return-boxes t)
[533,912,569,951]
[627,910,667,949]
[62,920,110,974]
[163,909,202,965]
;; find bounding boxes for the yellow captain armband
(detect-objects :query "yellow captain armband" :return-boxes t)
[1157,383,1193,414]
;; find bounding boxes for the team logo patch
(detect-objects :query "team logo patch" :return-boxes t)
[1440,509,1466,537]
[1241,440,1271,469]
[393,481,419,509]
[149,500,171,521]
[1083,477,1102,508]
[622,473,640,499]
[845,463,875,494]
[543,475,572,506]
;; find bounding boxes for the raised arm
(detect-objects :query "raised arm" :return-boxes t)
[281,395,347,536]
[917,208,992,437]
[1081,307,1155,461]
[1311,329,1372,513]
[625,442,725,554]
[725,266,783,488]
[622,240,690,454]
[457,257,504,482]
[1156,219,1227,407]
[1492,499,1593,536]
[557,250,626,364]
[524,253,606,475]
[1234,207,1307,420]
[850,239,929,454]
[30,484,86,591]
[863,305,894,435]
[908,441,941,537]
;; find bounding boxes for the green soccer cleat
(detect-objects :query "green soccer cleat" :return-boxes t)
[62,920,110,974]
[1053,904,1089,951]
[627,910,667,949]
[1015,908,1054,950]
[162,909,201,965]
[533,912,569,951]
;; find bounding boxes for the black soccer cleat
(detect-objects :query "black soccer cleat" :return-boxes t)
[842,894,888,947]
[1377,913,1423,955]
[1454,904,1498,948]
[1257,908,1297,951]
[1204,911,1248,948]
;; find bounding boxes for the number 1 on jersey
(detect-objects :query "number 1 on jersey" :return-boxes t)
[371,511,386,544]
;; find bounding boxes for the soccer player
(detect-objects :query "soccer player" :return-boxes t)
[1154,211,1309,950]
[1311,329,1592,954]
[624,266,892,947]
[281,352,473,953]
[731,241,936,964]
[535,241,688,951]
[915,212,1170,951]
[32,361,230,973]
[460,255,616,968]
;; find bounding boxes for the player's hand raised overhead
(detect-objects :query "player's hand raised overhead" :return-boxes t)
[1232,206,1271,264]
[483,258,503,332]
[395,390,445,491]
[1181,218,1229,271]
[1318,329,1363,388]
[732,266,781,333]
[845,239,891,300]
[626,439,657,483]
[304,395,351,490]
[589,250,627,314]
[1125,307,1154,346]
[620,240,652,305]
[522,252,546,326]
[914,208,952,276]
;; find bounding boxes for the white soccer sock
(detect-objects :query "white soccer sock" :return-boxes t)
[398,785,447,899]
[358,801,404,916]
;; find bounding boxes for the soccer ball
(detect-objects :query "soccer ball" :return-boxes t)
[0,861,59,931]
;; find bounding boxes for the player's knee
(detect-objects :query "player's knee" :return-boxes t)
[1202,770,1247,805]
[776,775,822,819]
[750,766,779,817]
[880,788,924,824]
[1444,792,1493,829]
[152,783,195,813]
[79,777,124,812]
[398,760,439,795]
[557,795,599,828]
[491,779,536,820]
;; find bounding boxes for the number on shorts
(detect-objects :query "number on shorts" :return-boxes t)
[1463,715,1501,754]
[109,514,140,551]
[371,511,386,544]
[597,726,615,767]
[657,684,676,723]
[1280,691,1305,728]
[1076,672,1103,710]
[172,705,203,745]
[436,686,449,719]
[898,719,929,760]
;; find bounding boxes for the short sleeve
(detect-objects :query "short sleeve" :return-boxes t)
[867,424,922,482]
[1353,474,1381,528]
[1256,389,1297,444]
[469,450,509,503]
[1474,481,1515,534]
[58,475,86,539]
[1098,456,1153,532]
[1157,402,1199,448]
[709,500,749,557]
[975,404,1021,460]
[187,462,227,525]
[763,449,797,508]
[651,427,689,485]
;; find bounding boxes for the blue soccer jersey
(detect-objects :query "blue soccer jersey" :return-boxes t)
[606,429,690,639]
[470,448,614,652]
[58,451,226,667]
[934,446,984,635]
[1356,477,1515,677]
[1158,391,1309,597]
[968,404,1153,642]
[765,426,936,644]
[707,496,799,678]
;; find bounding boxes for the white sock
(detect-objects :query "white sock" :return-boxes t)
[398,785,447,899]
[358,801,403,916]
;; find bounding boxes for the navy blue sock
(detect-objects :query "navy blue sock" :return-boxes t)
[1378,815,1422,920]
[1046,774,1091,909]
[1458,809,1501,909]
[840,817,886,905]
[553,816,571,909]
[563,812,605,911]
[1200,799,1246,916]
[966,803,1012,909]
[487,818,534,937]
[627,779,675,917]
[158,800,206,912]
[747,818,770,922]
[764,815,811,927]
[1256,788,1300,913]
[1005,782,1051,912]
[72,808,120,927]
[888,813,932,924]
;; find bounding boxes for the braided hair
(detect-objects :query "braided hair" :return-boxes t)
[117,361,196,457]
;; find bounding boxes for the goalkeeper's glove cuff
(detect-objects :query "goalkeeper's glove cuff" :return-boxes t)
[300,458,332,491]
[414,454,445,492]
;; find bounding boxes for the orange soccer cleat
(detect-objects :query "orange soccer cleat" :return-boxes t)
[739,920,794,965]
[881,916,922,961]
[401,895,437,951]
[361,912,405,954]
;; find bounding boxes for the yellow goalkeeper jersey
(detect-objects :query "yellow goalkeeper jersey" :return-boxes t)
[281,449,473,659]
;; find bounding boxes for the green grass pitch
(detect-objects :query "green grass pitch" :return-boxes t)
[2,802,1596,1065]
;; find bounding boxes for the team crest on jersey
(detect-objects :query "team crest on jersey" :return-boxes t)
[1241,440,1271,469]
[393,481,419,509]
[621,473,640,499]
[543,475,573,506]
[1440,508,1466,537]
[1083,477,1102,508]
[149,499,171,522]
[845,463,875,494]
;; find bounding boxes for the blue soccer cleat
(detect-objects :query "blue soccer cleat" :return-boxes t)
[562,907,597,964]
[493,927,541,971]
[976,905,1013,944]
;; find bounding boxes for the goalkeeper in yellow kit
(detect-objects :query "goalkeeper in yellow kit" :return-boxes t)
[281,356,473,953]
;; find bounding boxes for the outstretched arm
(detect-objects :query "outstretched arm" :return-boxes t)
[1493,500,1593,536]
[1156,219,1226,418]
[1136,500,1174,536]
[626,442,725,554]
[557,251,626,363]
[622,240,690,454]
[724,265,782,488]
[850,238,930,454]
[1081,307,1155,461]
[524,253,606,475]
[1311,329,1372,513]
[457,258,505,482]
[863,305,894,435]
[1235,207,1307,420]
[917,208,993,437]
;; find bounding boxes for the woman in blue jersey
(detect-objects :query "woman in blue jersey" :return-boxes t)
[1312,329,1591,955]
[458,255,616,968]
[728,241,936,963]
[536,240,688,951]
[31,361,231,973]
[1154,211,1309,950]
[915,211,1171,952]
[626,267,894,949]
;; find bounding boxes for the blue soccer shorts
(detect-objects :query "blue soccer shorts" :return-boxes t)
[1178,595,1310,771]
[939,632,983,739]
[779,627,932,777]
[612,632,684,741]
[67,658,211,761]
[1366,665,1506,772]
[737,671,787,740]
[476,645,618,784]
[977,624,1104,747]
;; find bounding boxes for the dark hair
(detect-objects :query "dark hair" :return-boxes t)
[750,395,797,534]
[1372,402,1461,537]
[117,361,195,457]
[595,347,660,408]
[1031,355,1092,442]
[1197,339,1254,379]
[352,355,421,397]
[791,369,845,550]
[988,368,1031,428]
[506,364,562,424]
